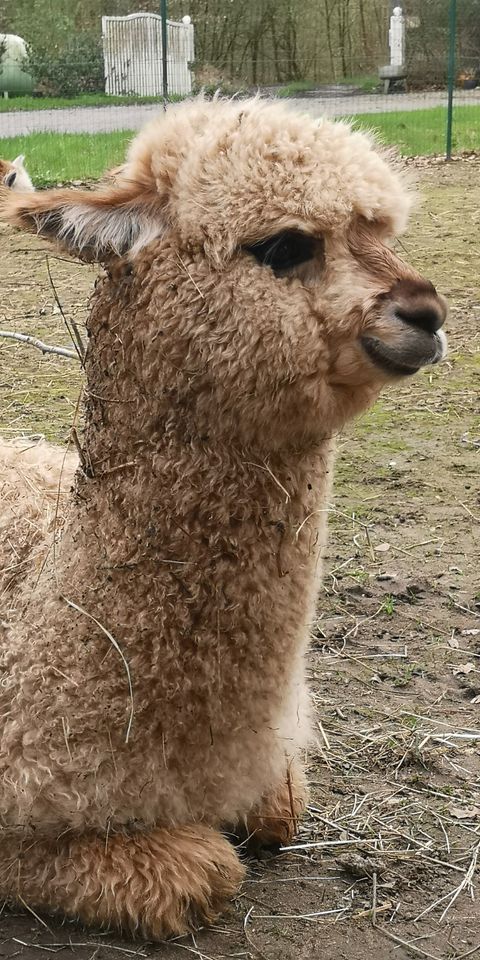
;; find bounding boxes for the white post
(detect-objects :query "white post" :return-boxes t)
[181,15,194,95]
[389,6,405,68]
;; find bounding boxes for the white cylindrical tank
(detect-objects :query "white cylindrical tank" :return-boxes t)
[0,34,34,96]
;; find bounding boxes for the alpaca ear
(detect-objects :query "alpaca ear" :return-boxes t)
[0,183,164,261]
[12,155,25,169]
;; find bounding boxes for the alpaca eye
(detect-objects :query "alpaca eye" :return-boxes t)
[244,231,316,275]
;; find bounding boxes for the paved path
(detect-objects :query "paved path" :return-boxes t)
[1,89,479,139]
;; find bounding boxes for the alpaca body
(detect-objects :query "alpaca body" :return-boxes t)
[0,98,447,936]
[0,430,327,832]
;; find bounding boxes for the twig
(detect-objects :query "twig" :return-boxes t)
[438,840,480,922]
[282,838,387,851]
[52,385,84,571]
[307,807,366,839]
[46,254,86,363]
[243,907,269,960]
[60,596,134,743]
[60,716,72,762]
[21,945,148,957]
[255,907,347,920]
[458,502,480,523]
[244,460,291,503]
[99,460,137,476]
[175,254,205,299]
[352,901,392,921]
[286,760,298,836]
[0,329,77,360]
[12,942,61,954]
[51,666,79,687]
[317,719,331,750]
[456,944,480,960]
[71,425,89,475]
[448,596,480,620]
[375,926,443,960]
[171,941,220,960]
[17,895,54,934]
[327,503,375,561]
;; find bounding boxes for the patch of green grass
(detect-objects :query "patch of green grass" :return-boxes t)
[0,93,183,112]
[276,80,317,97]
[402,714,420,730]
[0,130,135,185]
[382,595,396,616]
[346,568,370,585]
[277,75,379,97]
[2,104,479,185]
[393,662,425,687]
[350,105,480,155]
[341,73,379,93]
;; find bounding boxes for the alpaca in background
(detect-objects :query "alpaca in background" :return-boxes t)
[0,154,34,190]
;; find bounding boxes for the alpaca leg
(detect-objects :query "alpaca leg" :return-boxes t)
[0,825,245,939]
[244,760,308,853]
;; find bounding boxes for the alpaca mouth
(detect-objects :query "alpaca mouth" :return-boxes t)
[361,330,447,377]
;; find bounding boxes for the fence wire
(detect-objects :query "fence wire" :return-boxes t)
[0,1,479,187]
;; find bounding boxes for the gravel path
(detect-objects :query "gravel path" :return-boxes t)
[1,89,479,138]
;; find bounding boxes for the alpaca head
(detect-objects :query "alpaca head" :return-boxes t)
[0,99,446,447]
[0,155,34,192]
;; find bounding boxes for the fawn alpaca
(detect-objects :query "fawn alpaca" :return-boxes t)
[0,154,34,190]
[0,98,447,938]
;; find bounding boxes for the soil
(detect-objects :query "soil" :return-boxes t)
[0,160,479,960]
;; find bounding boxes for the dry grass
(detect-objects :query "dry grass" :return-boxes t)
[0,160,479,960]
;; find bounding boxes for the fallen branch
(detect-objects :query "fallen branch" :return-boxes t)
[0,329,78,360]
[46,255,86,364]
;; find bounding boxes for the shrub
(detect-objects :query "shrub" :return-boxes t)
[27,32,104,97]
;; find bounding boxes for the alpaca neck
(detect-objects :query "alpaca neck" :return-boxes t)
[58,273,335,634]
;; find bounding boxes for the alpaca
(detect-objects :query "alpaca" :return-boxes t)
[0,98,447,939]
[0,154,34,191]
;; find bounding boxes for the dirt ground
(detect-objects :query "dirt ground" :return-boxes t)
[0,160,479,960]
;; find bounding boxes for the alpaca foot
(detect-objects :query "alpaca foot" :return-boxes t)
[243,763,308,855]
[1,824,245,939]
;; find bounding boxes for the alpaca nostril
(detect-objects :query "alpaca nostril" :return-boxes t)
[388,279,447,335]
[394,302,445,335]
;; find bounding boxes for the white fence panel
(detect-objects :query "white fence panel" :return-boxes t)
[102,13,194,97]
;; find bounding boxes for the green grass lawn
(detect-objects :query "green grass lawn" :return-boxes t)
[352,105,480,155]
[0,93,182,112]
[0,130,134,185]
[276,75,378,97]
[0,105,478,185]
[276,81,321,97]
[342,74,379,93]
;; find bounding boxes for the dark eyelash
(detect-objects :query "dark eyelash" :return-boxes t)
[244,231,317,275]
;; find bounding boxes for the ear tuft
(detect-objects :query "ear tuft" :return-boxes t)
[0,184,165,262]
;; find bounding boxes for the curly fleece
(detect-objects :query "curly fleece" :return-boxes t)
[0,97,440,938]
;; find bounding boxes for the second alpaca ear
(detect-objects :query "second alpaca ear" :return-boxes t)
[0,182,165,261]
[12,155,26,169]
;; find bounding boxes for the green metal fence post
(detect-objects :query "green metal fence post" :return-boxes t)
[446,0,457,160]
[161,0,168,103]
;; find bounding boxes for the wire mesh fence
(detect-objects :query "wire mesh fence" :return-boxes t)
[0,0,479,186]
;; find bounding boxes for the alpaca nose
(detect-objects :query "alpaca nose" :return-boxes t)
[389,279,447,334]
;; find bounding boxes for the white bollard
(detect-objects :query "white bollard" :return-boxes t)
[389,7,406,68]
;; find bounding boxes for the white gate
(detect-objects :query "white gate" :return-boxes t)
[102,13,194,98]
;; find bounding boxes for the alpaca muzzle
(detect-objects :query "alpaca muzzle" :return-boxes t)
[362,278,448,377]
